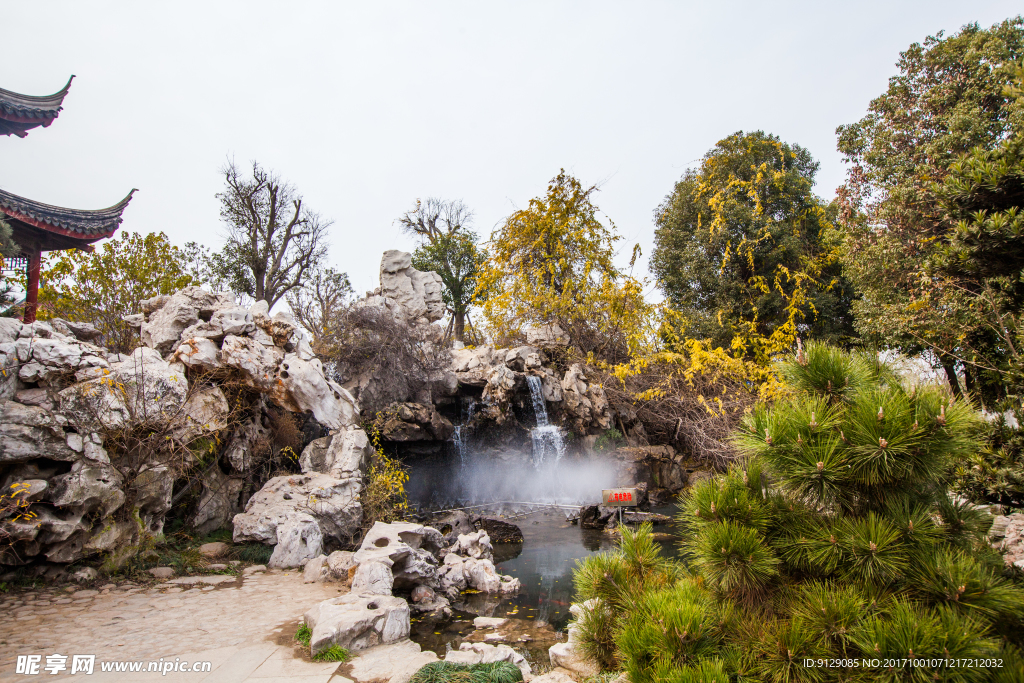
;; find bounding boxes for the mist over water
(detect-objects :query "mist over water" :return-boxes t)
[405,453,618,510]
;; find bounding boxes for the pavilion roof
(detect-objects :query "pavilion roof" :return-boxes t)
[0,187,136,245]
[0,76,74,137]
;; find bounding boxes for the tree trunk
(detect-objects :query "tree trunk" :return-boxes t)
[941,357,961,398]
[454,310,465,342]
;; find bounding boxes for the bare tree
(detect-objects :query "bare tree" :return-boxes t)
[285,266,352,355]
[397,198,472,245]
[213,160,330,308]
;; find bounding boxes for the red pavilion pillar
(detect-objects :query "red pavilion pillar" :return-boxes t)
[24,249,40,323]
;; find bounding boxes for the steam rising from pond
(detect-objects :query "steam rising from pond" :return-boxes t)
[405,452,619,510]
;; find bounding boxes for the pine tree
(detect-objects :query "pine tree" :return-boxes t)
[572,342,1024,683]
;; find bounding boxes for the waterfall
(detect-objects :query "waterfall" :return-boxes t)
[526,375,565,466]
[452,425,466,466]
[449,399,477,468]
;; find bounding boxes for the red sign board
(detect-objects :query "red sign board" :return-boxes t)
[601,488,638,507]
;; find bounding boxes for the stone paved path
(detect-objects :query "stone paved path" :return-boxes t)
[0,568,354,682]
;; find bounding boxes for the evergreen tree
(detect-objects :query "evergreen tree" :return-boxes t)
[572,343,1024,682]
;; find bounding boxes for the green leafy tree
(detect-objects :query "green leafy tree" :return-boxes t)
[399,198,483,343]
[836,18,1024,395]
[476,170,652,359]
[919,129,1024,397]
[211,160,330,308]
[32,231,197,352]
[652,131,854,362]
[572,343,1024,682]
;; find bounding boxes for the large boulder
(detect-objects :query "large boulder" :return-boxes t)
[303,550,357,584]
[219,337,358,430]
[376,402,454,442]
[523,322,569,348]
[274,354,359,430]
[299,427,373,479]
[560,363,613,433]
[232,473,363,560]
[450,346,503,388]
[352,521,446,591]
[436,530,521,598]
[0,402,78,463]
[482,365,518,409]
[268,516,323,568]
[439,555,520,597]
[548,600,604,676]
[303,593,410,654]
[449,530,493,561]
[189,466,244,536]
[377,250,445,325]
[59,347,189,431]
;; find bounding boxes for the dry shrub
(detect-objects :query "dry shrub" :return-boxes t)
[590,340,781,468]
[320,304,451,417]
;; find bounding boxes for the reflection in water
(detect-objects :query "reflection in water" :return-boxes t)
[411,507,681,659]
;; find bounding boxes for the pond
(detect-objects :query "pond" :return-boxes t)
[410,504,682,662]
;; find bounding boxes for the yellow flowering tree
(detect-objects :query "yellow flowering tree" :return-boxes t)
[651,131,854,364]
[476,170,653,360]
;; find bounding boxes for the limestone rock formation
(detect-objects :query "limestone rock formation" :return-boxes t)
[450,346,503,388]
[351,521,446,591]
[303,550,357,584]
[340,250,456,414]
[991,512,1024,569]
[298,428,374,479]
[548,599,603,676]
[375,250,445,326]
[523,322,569,347]
[303,593,410,654]
[232,470,364,565]
[375,402,454,442]
[437,531,520,599]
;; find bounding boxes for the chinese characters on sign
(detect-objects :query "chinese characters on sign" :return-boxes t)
[601,487,638,507]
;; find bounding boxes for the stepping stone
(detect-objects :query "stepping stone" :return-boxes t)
[473,616,507,629]
[199,541,230,558]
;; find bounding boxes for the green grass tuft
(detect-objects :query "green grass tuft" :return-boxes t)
[312,645,351,663]
[410,660,523,683]
[295,623,312,648]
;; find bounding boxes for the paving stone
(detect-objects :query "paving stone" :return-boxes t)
[0,570,342,679]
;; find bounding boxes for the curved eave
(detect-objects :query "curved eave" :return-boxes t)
[0,187,137,243]
[0,76,74,134]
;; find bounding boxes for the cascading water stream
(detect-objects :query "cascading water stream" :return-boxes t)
[526,375,565,467]
[451,425,466,466]
[449,399,477,469]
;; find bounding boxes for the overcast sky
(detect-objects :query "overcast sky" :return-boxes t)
[2,2,1021,302]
